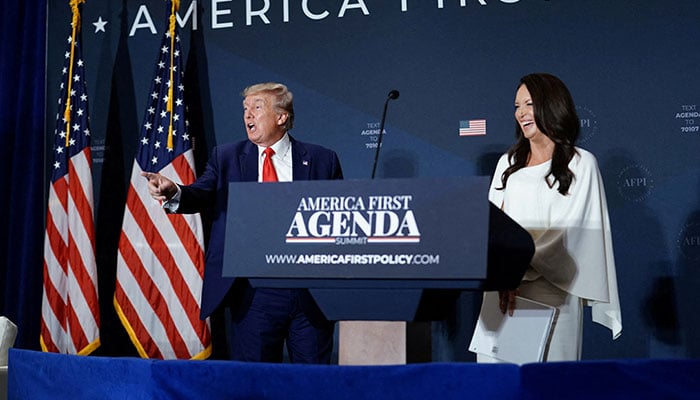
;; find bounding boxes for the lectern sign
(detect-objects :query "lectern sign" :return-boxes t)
[286,194,420,244]
[222,177,491,284]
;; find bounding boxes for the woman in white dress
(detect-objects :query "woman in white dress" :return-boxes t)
[475,73,622,362]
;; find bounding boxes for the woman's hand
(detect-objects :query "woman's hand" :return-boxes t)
[498,289,519,316]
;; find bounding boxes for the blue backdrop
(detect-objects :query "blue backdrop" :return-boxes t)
[40,0,700,361]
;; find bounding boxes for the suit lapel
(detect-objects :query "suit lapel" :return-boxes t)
[240,141,259,182]
[291,136,311,181]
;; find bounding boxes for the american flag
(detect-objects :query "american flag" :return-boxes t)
[114,1,211,359]
[459,119,487,136]
[41,18,100,355]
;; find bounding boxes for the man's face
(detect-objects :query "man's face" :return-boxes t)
[243,92,287,147]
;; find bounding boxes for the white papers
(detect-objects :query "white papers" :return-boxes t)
[0,316,18,366]
[469,294,556,365]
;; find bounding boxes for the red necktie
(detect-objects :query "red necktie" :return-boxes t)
[262,147,278,182]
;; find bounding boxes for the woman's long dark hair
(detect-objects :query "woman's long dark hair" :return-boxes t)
[499,73,580,195]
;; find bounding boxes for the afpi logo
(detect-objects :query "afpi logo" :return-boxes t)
[678,220,700,265]
[616,164,654,202]
[576,105,598,144]
[285,195,420,245]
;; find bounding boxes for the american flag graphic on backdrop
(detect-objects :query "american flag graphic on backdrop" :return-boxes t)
[41,20,100,355]
[114,1,211,360]
[459,119,487,136]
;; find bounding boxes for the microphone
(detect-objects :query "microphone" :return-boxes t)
[371,90,400,179]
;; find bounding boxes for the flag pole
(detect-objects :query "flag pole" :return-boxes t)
[167,0,180,150]
[64,0,85,147]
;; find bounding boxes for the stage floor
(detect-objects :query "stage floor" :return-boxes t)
[7,349,700,399]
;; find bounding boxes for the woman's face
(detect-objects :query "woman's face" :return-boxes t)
[514,84,546,142]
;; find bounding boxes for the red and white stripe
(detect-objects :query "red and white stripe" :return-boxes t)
[41,147,100,355]
[114,149,211,359]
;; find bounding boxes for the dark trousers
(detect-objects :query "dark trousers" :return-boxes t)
[227,287,334,363]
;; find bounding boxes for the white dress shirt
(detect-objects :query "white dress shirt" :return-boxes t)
[258,133,293,182]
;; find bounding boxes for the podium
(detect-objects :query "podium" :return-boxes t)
[223,177,534,364]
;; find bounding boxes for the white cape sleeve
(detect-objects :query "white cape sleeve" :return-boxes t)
[540,150,622,339]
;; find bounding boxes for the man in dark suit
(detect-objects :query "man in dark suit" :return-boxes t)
[142,82,343,363]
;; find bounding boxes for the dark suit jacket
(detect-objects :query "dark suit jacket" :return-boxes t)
[177,135,344,319]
